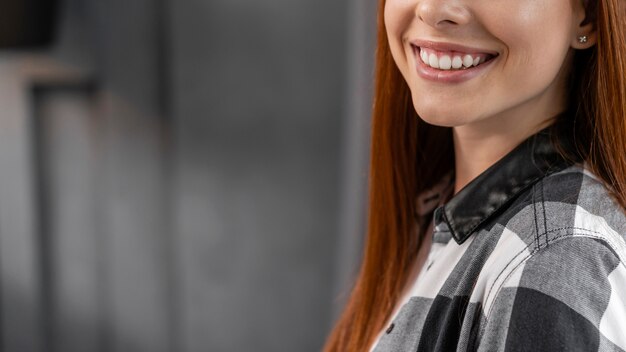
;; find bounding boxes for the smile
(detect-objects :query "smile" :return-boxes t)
[411,43,499,83]
[417,46,495,70]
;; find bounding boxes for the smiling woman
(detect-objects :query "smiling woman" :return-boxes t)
[323,0,626,351]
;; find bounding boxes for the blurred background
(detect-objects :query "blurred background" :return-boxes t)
[0,0,377,351]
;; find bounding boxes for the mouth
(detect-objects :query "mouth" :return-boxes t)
[410,43,499,84]
[411,44,498,71]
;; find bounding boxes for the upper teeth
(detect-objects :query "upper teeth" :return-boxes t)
[419,47,488,70]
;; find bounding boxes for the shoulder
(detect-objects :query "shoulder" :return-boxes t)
[533,162,626,256]
[474,163,626,350]
[494,162,626,258]
[476,234,626,351]
[485,162,626,292]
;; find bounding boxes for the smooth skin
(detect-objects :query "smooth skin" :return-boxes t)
[384,0,596,193]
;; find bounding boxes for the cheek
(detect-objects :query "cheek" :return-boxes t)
[491,2,573,79]
[384,0,411,37]
[384,1,415,73]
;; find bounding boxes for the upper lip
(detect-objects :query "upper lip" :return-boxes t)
[410,39,499,56]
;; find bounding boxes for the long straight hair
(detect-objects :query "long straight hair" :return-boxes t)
[323,0,626,350]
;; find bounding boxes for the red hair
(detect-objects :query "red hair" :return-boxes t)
[323,0,626,351]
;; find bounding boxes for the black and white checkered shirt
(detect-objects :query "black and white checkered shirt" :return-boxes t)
[370,124,626,351]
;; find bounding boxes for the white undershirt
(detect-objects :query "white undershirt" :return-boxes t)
[368,219,436,352]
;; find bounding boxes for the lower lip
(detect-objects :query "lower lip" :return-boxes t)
[413,47,497,84]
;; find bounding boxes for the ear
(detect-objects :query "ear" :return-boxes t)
[571,0,597,49]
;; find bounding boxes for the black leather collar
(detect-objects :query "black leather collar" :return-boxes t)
[439,117,581,245]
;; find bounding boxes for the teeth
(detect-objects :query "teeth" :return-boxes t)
[439,55,452,70]
[462,55,474,68]
[419,47,491,70]
[428,53,439,69]
[452,56,463,69]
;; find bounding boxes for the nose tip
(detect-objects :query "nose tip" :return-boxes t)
[417,1,471,29]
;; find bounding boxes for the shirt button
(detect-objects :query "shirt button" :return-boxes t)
[385,323,395,334]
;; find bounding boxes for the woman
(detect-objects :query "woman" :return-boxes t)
[324,0,626,350]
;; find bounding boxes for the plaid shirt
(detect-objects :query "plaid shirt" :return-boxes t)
[370,124,626,351]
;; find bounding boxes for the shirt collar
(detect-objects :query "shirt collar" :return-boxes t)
[425,119,581,245]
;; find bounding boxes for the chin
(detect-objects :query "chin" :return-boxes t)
[412,103,473,127]
[418,115,464,127]
[412,95,490,127]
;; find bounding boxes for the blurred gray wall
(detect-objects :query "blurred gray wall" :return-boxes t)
[0,0,376,351]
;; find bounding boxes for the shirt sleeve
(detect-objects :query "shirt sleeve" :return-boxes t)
[476,236,626,352]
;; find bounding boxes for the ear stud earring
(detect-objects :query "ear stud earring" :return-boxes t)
[578,35,588,43]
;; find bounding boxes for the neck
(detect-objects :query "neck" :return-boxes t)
[452,101,565,195]
[449,46,576,195]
